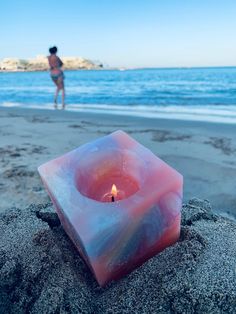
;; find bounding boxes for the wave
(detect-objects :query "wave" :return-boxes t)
[0,86,100,93]
[1,102,236,124]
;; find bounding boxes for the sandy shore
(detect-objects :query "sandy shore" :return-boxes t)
[0,198,235,313]
[1,107,236,312]
[0,106,236,219]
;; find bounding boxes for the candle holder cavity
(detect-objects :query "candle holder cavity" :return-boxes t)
[38,130,183,286]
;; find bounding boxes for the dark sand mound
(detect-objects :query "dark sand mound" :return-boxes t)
[0,198,236,313]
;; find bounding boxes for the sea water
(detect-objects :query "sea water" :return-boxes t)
[0,67,236,123]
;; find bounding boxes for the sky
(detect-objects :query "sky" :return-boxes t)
[1,0,236,68]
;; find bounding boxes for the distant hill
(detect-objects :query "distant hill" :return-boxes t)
[0,55,103,71]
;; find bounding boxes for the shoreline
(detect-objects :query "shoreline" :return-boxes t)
[2,103,236,125]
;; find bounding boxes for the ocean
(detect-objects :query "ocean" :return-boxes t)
[1,67,236,123]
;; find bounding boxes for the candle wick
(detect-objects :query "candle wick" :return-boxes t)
[111,195,115,202]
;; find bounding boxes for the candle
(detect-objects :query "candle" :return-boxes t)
[101,184,120,202]
[38,130,183,286]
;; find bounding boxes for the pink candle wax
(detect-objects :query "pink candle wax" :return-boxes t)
[38,130,183,286]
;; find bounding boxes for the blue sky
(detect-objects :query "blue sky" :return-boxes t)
[1,0,236,67]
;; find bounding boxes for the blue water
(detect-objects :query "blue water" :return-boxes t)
[1,67,236,123]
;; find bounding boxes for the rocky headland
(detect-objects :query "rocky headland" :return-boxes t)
[0,55,103,72]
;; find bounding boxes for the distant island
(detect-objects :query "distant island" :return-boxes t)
[0,55,103,71]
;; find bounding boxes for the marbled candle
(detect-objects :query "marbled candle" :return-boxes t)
[38,130,183,286]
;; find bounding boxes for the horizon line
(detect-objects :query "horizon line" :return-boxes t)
[0,56,236,70]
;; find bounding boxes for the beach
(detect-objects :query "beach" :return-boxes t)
[2,0,236,311]
[1,106,236,219]
[1,197,236,312]
[1,106,236,312]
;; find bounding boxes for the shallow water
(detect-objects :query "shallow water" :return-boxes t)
[1,67,236,123]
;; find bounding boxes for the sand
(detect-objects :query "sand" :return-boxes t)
[0,198,236,313]
[0,107,236,219]
[0,107,236,312]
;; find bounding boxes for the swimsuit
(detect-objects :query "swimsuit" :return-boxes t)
[49,56,64,81]
[50,71,64,80]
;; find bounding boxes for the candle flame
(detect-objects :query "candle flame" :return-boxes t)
[111,184,117,197]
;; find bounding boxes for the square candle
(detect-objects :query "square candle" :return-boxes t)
[38,130,183,286]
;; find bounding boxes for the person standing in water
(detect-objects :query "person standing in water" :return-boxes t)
[48,46,65,109]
